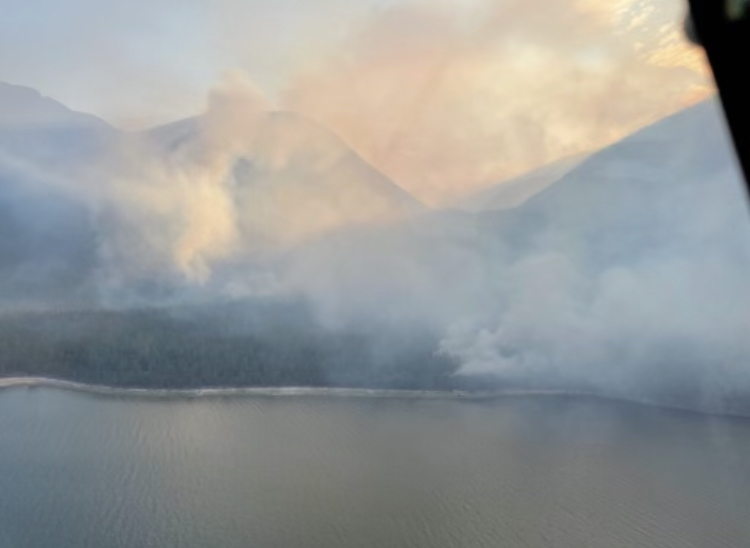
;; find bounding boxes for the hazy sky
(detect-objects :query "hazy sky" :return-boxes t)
[0,0,415,126]
[0,0,712,202]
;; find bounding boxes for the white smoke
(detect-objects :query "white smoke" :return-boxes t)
[77,70,423,303]
[264,97,750,406]
[282,0,711,205]
[92,71,268,291]
[429,101,750,402]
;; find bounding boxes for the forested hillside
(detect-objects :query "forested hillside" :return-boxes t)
[0,302,467,390]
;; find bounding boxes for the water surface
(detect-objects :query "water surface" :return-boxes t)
[1,387,749,547]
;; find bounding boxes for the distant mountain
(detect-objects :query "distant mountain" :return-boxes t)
[284,97,750,407]
[455,153,589,212]
[451,98,750,399]
[287,99,744,309]
[0,82,106,306]
[139,116,198,154]
[0,81,118,168]
[478,98,747,266]
[0,82,109,129]
[0,162,96,306]
[143,110,424,249]
[0,83,425,305]
[1,85,749,408]
[234,112,424,247]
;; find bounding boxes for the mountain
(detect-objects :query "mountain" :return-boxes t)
[0,81,118,169]
[143,110,424,250]
[138,116,198,155]
[233,112,424,247]
[283,97,750,408]
[450,97,750,400]
[0,82,109,129]
[0,159,97,307]
[455,153,589,212]
[1,84,750,406]
[0,82,108,306]
[0,84,425,306]
[478,98,747,266]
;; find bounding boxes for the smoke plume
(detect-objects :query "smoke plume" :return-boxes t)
[283,0,711,204]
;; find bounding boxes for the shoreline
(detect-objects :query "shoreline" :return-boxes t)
[1,376,749,420]
[0,376,555,400]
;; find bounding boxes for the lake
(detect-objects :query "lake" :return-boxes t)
[1,386,749,547]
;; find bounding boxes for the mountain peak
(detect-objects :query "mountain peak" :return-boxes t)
[0,81,111,130]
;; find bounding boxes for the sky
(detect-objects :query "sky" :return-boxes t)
[0,0,713,203]
[0,0,405,127]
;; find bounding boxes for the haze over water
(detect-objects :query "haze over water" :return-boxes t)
[1,387,749,548]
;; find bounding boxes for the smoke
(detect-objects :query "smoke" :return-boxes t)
[4,0,710,200]
[282,0,711,204]
[439,250,750,393]
[82,70,422,300]
[429,100,750,405]
[2,0,748,409]
[263,97,750,407]
[90,72,268,293]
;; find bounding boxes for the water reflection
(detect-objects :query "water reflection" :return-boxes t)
[0,388,749,547]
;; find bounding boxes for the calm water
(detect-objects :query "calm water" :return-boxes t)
[1,388,750,548]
